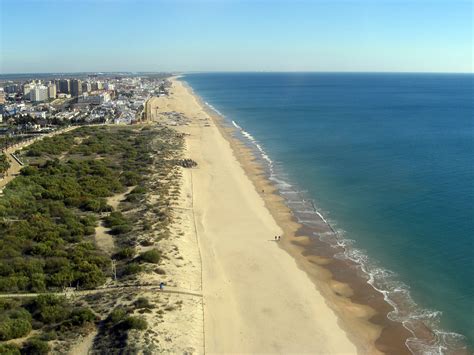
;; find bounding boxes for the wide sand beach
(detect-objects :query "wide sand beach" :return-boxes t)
[148,78,365,353]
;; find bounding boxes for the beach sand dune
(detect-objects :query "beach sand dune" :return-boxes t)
[150,79,358,353]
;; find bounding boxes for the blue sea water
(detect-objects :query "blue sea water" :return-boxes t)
[184,73,474,352]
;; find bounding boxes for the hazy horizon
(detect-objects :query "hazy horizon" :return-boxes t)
[1,70,474,76]
[1,0,473,74]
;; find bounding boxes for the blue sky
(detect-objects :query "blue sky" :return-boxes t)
[0,0,472,73]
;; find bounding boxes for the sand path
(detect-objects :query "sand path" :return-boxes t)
[152,79,357,353]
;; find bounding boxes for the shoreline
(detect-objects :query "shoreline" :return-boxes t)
[178,79,413,354]
[155,77,359,353]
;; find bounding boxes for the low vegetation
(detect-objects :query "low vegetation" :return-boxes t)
[0,295,96,353]
[93,300,150,353]
[139,249,161,264]
[0,124,184,351]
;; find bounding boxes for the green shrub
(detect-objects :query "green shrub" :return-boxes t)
[142,221,152,231]
[140,239,154,246]
[0,318,32,340]
[134,297,153,310]
[114,247,135,260]
[110,224,132,235]
[120,172,141,186]
[104,212,127,228]
[122,263,143,276]
[30,295,69,324]
[0,343,20,355]
[74,263,106,289]
[31,273,46,292]
[0,299,19,311]
[82,198,111,213]
[21,338,49,355]
[0,276,29,292]
[69,307,96,326]
[7,308,32,322]
[131,186,146,194]
[0,154,11,175]
[39,330,57,341]
[123,316,147,330]
[20,166,39,176]
[139,249,161,264]
[107,307,127,325]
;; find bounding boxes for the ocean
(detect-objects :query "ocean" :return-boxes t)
[183,73,473,353]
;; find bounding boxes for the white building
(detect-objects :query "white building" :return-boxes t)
[104,83,114,91]
[30,85,49,102]
[32,111,47,119]
[22,83,36,99]
[82,82,92,93]
[78,92,111,105]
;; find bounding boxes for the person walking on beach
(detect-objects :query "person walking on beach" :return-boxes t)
[275,236,278,241]
[159,282,164,291]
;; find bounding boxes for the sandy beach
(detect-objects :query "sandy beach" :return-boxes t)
[149,78,360,353]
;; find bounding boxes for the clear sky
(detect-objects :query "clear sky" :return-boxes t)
[0,0,472,73]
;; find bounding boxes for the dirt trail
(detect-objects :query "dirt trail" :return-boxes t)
[0,284,202,299]
[67,329,97,355]
[94,186,135,255]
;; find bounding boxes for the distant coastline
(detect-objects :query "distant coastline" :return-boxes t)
[2,71,473,82]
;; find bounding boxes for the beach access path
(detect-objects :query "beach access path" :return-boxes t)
[151,79,358,353]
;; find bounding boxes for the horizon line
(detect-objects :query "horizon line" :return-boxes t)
[1,70,473,76]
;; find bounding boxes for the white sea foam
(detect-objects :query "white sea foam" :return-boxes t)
[315,211,330,225]
[204,102,224,116]
[231,120,242,129]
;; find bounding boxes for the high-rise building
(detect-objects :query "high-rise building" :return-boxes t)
[22,83,36,100]
[82,82,92,93]
[47,83,57,99]
[30,85,48,102]
[91,81,104,91]
[70,79,82,97]
[4,84,19,93]
[58,79,70,94]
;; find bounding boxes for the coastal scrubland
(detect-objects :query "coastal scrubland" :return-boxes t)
[0,124,189,353]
